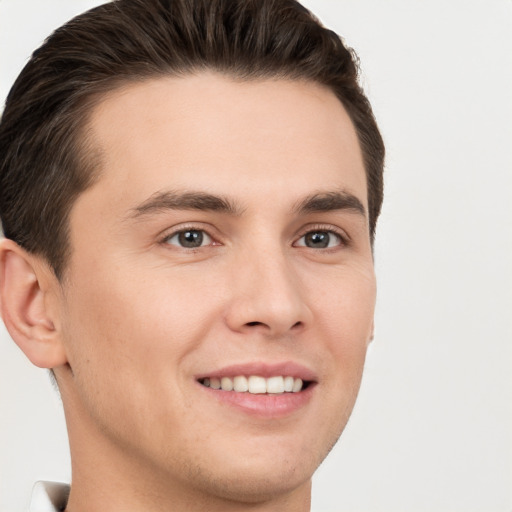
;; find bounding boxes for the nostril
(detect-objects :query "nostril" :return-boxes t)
[244,320,303,330]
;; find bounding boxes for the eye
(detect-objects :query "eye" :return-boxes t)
[164,229,213,249]
[295,230,343,249]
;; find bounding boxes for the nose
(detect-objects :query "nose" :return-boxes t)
[224,246,312,338]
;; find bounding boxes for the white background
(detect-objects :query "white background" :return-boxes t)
[1,1,511,511]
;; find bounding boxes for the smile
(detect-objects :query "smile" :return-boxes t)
[199,375,306,394]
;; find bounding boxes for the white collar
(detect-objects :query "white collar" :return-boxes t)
[29,481,70,512]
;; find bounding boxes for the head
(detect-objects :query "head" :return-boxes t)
[0,0,383,280]
[0,0,384,508]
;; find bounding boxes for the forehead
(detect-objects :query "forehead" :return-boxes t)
[80,73,367,215]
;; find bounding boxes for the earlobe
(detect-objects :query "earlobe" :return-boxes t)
[0,239,68,368]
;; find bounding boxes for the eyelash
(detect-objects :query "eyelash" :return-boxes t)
[160,224,217,250]
[294,224,349,250]
[160,224,349,250]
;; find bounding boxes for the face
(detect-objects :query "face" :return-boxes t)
[56,73,376,503]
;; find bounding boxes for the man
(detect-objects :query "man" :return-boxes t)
[0,0,384,510]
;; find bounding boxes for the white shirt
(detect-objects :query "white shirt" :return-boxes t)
[29,481,70,512]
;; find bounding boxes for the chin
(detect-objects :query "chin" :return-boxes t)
[169,433,326,505]
[185,462,314,505]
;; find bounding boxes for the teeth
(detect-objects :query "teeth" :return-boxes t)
[292,377,303,393]
[266,376,284,394]
[283,376,294,392]
[248,376,267,394]
[201,375,305,394]
[233,376,248,392]
[221,377,233,391]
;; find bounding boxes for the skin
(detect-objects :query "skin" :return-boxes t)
[0,73,376,512]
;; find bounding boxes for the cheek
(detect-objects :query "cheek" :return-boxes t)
[63,256,236,400]
[59,265,223,449]
[311,265,376,394]
[312,262,376,342]
[64,271,214,371]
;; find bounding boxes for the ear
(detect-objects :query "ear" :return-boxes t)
[0,238,67,368]
[367,320,375,346]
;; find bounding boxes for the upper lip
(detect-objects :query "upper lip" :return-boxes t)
[195,361,317,382]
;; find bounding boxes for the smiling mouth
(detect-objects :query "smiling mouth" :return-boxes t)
[198,375,311,394]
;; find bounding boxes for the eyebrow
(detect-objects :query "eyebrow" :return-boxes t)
[128,190,243,219]
[128,188,365,221]
[293,190,366,217]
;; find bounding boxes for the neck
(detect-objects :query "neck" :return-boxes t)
[65,475,311,512]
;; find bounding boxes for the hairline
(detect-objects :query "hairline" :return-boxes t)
[58,69,373,280]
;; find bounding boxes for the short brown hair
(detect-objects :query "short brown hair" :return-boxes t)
[0,0,384,278]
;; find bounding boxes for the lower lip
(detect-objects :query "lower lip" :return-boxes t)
[197,382,316,418]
